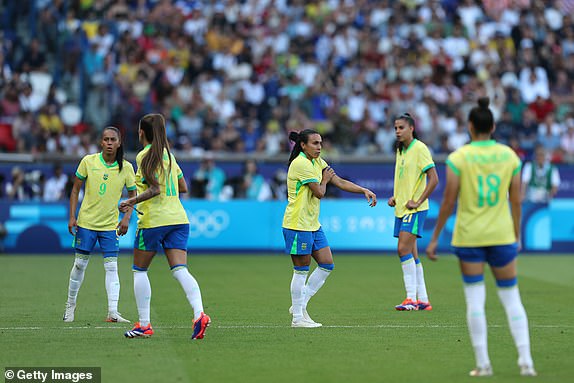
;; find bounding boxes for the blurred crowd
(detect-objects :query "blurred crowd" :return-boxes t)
[1,0,574,164]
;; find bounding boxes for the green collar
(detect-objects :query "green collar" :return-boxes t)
[470,140,496,147]
[99,152,118,168]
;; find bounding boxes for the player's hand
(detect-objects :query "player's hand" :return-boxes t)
[119,200,132,213]
[406,199,420,210]
[364,189,377,207]
[387,196,396,207]
[426,239,439,261]
[322,166,335,183]
[116,219,129,236]
[68,217,77,235]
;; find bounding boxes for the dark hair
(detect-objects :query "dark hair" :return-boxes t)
[102,126,124,172]
[287,129,319,165]
[138,114,172,188]
[394,113,418,153]
[468,97,494,134]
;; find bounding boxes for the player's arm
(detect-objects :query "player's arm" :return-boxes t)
[426,166,459,260]
[406,166,438,209]
[119,184,160,212]
[330,173,377,207]
[509,171,522,249]
[117,189,136,236]
[68,177,84,235]
[306,166,335,199]
[178,174,188,194]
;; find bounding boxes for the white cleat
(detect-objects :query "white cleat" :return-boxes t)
[520,365,537,376]
[63,302,76,322]
[291,318,322,328]
[106,312,130,323]
[289,306,322,327]
[469,366,493,377]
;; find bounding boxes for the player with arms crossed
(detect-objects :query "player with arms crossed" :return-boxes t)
[64,126,136,323]
[283,129,377,327]
[426,98,536,377]
[119,113,210,339]
[388,113,438,311]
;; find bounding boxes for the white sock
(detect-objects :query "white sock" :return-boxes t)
[464,282,490,368]
[133,270,151,326]
[67,254,89,304]
[172,267,204,320]
[303,265,333,307]
[400,254,416,301]
[497,285,534,367]
[415,260,429,302]
[291,268,309,319]
[104,257,120,313]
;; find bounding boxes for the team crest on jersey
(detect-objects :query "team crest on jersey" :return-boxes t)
[103,174,109,180]
[301,243,307,251]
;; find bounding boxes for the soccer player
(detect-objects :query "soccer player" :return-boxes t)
[426,98,536,377]
[119,113,210,339]
[63,126,136,323]
[283,129,377,328]
[388,113,438,311]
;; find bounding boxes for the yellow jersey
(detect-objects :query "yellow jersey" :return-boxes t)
[76,153,136,231]
[446,140,522,247]
[393,139,435,218]
[135,145,189,228]
[282,152,328,231]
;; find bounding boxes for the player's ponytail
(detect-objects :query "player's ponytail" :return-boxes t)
[287,129,319,165]
[103,126,124,172]
[468,97,494,134]
[138,114,172,188]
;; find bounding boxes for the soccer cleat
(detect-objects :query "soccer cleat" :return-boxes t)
[106,312,130,323]
[395,298,418,311]
[291,317,322,328]
[289,306,322,326]
[191,312,211,340]
[124,322,153,338]
[520,365,537,376]
[416,300,433,311]
[63,302,76,322]
[469,366,493,377]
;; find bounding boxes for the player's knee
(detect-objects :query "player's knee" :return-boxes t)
[170,264,188,277]
[73,257,89,271]
[397,243,412,256]
[104,258,118,272]
[318,263,334,272]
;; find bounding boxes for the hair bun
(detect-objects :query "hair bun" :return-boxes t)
[288,131,300,142]
[478,97,490,108]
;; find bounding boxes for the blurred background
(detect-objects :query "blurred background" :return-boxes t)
[0,0,573,254]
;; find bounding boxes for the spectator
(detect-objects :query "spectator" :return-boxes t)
[43,163,68,202]
[191,153,226,200]
[521,146,561,204]
[5,166,32,200]
[235,159,272,201]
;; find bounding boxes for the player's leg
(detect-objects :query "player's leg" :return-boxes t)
[488,245,536,376]
[164,224,210,340]
[413,240,431,310]
[395,214,418,310]
[283,228,319,327]
[63,227,95,322]
[125,228,157,338]
[98,230,129,322]
[456,247,492,376]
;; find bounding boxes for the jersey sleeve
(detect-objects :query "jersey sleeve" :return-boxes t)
[294,159,319,185]
[175,160,184,179]
[75,157,88,180]
[125,161,137,191]
[319,157,329,170]
[135,151,145,184]
[511,151,522,176]
[446,150,463,176]
[418,144,435,173]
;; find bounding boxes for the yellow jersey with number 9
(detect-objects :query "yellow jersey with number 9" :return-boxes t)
[76,153,136,231]
[446,140,522,247]
[135,145,189,228]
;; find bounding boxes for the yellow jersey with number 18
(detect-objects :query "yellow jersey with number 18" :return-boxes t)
[76,153,136,231]
[446,140,522,247]
[135,145,189,228]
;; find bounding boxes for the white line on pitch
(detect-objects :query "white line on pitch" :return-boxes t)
[0,324,569,331]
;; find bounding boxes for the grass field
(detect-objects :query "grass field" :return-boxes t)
[1,254,572,383]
